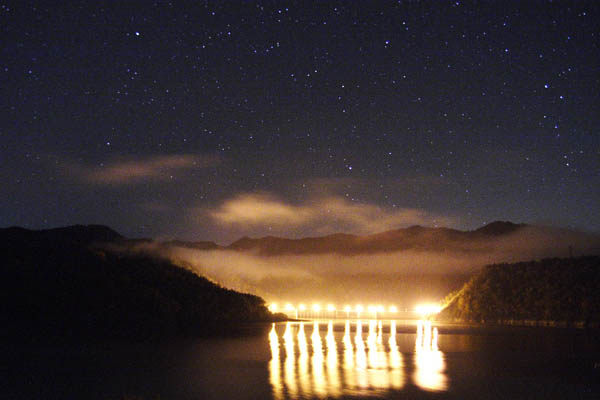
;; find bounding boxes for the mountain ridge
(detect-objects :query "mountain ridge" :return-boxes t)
[3,221,598,259]
[224,221,530,255]
[0,224,123,246]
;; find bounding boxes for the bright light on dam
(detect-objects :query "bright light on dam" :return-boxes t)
[414,304,443,316]
[268,302,430,319]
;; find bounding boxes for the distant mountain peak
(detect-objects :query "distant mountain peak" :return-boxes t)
[474,221,526,236]
[219,221,542,256]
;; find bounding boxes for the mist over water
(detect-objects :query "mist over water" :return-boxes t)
[159,225,600,305]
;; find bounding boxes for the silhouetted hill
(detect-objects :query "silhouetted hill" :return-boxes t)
[224,221,530,255]
[1,226,271,342]
[473,221,525,236]
[164,240,221,251]
[217,222,600,258]
[1,224,123,246]
[228,233,358,254]
[438,256,600,325]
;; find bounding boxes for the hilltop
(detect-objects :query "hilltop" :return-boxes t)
[1,225,273,342]
[222,221,598,257]
[438,256,600,326]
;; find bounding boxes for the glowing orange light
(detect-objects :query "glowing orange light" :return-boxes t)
[368,305,377,313]
[415,304,442,315]
[389,305,398,313]
[327,304,336,312]
[356,304,364,313]
[285,303,295,311]
[298,303,307,311]
[344,305,351,313]
[269,303,278,312]
[377,305,385,313]
[313,303,321,312]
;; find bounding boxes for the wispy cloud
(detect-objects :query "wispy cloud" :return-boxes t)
[68,154,220,185]
[205,192,454,236]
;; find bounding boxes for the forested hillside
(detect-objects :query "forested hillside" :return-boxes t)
[2,226,272,341]
[438,256,600,325]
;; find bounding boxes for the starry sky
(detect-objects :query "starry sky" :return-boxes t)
[2,1,599,244]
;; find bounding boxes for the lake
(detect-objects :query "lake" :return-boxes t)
[5,320,600,399]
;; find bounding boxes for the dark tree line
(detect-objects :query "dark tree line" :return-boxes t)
[2,226,272,342]
[439,256,600,325]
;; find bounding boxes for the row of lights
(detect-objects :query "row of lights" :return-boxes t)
[269,303,443,315]
[269,303,399,314]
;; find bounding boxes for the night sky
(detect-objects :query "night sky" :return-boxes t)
[2,1,599,244]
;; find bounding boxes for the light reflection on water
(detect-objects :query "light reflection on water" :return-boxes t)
[414,320,448,392]
[269,320,448,399]
[325,321,341,398]
[297,322,310,394]
[269,324,283,399]
[7,321,598,400]
[282,322,297,397]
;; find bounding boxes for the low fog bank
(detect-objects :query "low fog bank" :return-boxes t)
[472,225,600,260]
[114,224,599,307]
[167,248,479,305]
[153,225,600,307]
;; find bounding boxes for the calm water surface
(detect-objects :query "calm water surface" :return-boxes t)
[6,320,600,399]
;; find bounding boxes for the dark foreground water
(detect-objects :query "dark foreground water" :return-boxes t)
[5,320,600,399]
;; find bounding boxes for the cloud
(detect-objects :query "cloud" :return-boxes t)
[109,220,599,307]
[70,154,220,185]
[206,192,454,236]
[209,193,312,226]
[150,224,600,306]
[162,246,503,306]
